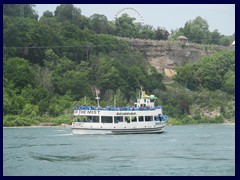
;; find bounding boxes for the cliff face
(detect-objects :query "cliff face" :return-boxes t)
[117,37,234,76]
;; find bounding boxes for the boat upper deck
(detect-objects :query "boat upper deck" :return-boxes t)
[73,105,162,111]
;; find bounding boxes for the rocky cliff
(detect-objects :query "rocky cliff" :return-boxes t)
[117,37,234,77]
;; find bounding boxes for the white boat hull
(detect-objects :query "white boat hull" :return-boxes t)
[72,122,166,135]
[72,129,112,135]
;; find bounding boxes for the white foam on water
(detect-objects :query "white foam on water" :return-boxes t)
[53,133,73,136]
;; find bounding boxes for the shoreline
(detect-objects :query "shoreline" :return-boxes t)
[3,123,72,128]
[3,122,235,128]
[222,122,235,126]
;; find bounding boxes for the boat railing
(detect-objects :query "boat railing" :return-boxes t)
[73,105,162,111]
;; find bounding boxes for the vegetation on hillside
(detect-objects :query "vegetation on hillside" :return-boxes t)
[169,16,234,45]
[3,4,235,126]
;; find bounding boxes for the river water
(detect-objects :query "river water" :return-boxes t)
[3,124,235,176]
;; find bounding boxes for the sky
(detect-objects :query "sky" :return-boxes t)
[34,4,235,36]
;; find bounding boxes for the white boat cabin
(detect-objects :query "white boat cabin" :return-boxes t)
[134,90,157,108]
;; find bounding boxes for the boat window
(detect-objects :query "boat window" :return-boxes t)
[131,116,137,122]
[89,116,99,123]
[102,116,113,123]
[76,116,88,122]
[154,116,160,121]
[114,116,123,123]
[138,116,144,122]
[125,116,130,123]
[145,116,153,121]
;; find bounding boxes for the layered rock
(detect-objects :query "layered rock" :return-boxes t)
[117,37,234,75]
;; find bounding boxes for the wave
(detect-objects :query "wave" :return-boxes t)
[53,133,73,136]
[30,152,95,162]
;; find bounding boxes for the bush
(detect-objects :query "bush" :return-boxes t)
[22,104,39,117]
[3,115,17,126]
[214,115,224,123]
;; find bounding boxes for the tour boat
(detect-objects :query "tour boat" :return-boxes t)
[72,89,168,135]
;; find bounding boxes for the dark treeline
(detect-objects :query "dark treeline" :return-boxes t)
[3,4,235,126]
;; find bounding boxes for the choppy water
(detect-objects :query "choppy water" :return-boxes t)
[3,124,235,176]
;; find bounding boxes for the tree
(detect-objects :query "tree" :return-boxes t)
[222,70,235,95]
[138,25,154,39]
[174,50,235,93]
[3,16,61,64]
[209,29,221,45]
[3,78,23,115]
[43,49,60,70]
[220,36,232,46]
[115,13,138,37]
[182,16,210,44]
[28,87,51,114]
[107,21,116,34]
[55,70,91,100]
[42,10,53,18]
[30,62,56,97]
[54,4,90,29]
[174,64,198,90]
[4,57,34,90]
[22,104,39,117]
[3,4,38,20]
[125,66,146,91]
[147,67,165,91]
[154,27,169,40]
[90,14,109,34]
[54,4,81,22]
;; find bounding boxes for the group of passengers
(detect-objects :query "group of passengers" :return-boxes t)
[73,105,162,111]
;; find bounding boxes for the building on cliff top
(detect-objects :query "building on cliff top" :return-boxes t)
[177,36,188,42]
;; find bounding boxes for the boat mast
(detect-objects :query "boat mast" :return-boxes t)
[95,87,100,108]
[114,95,116,107]
[140,86,144,98]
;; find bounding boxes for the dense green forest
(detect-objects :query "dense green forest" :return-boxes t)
[3,4,235,126]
